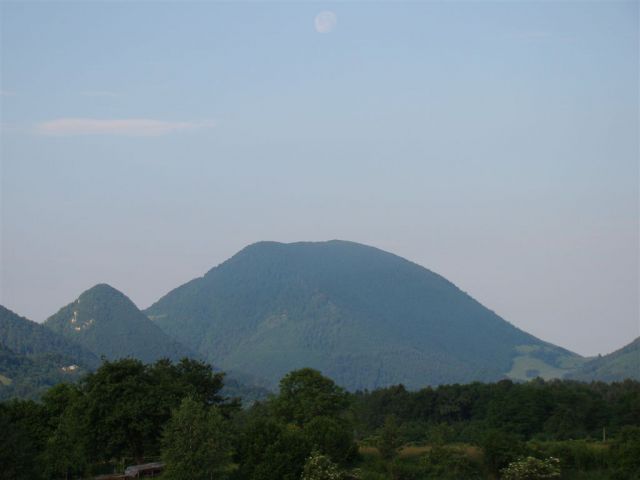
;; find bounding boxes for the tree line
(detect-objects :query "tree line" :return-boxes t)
[1,358,639,480]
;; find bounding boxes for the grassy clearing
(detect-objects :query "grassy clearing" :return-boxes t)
[360,443,482,460]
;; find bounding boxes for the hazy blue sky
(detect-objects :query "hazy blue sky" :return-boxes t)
[1,1,637,357]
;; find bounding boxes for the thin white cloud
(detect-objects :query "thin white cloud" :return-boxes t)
[35,118,215,137]
[315,11,337,34]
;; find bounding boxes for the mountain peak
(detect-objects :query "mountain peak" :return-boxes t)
[147,241,581,390]
[45,285,195,363]
[78,283,131,302]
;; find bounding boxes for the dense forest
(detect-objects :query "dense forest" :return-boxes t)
[2,358,638,480]
[0,306,98,400]
[45,284,196,364]
[146,240,583,389]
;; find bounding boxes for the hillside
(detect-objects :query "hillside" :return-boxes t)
[0,305,97,399]
[45,284,196,363]
[146,240,582,390]
[566,337,640,382]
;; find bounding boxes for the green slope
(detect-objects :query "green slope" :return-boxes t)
[0,306,97,400]
[566,337,640,382]
[146,240,582,390]
[0,305,99,367]
[45,284,196,363]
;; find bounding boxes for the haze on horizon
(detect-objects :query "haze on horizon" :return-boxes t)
[0,2,637,357]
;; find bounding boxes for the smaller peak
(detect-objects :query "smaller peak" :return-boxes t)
[292,239,369,248]
[78,283,131,302]
[83,283,122,295]
[242,241,285,250]
[242,239,367,251]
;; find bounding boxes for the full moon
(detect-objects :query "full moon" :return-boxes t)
[314,11,337,34]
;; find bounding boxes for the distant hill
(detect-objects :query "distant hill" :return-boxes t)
[0,305,98,400]
[146,240,583,390]
[45,284,196,363]
[566,337,640,382]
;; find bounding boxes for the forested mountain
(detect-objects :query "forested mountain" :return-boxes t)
[45,284,196,364]
[566,337,640,382]
[1,305,98,366]
[146,240,583,390]
[0,305,98,399]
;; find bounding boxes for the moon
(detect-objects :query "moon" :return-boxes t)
[315,11,337,34]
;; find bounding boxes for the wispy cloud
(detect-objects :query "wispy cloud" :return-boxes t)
[0,90,15,96]
[35,118,215,136]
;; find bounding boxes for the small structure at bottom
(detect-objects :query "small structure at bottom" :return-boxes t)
[95,462,164,479]
[124,462,164,478]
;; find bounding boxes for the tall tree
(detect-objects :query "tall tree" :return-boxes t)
[161,397,231,480]
[377,415,401,461]
[82,358,156,462]
[275,368,349,426]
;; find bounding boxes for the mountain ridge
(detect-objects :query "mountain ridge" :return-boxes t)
[0,305,98,399]
[566,337,639,382]
[45,283,197,363]
[146,240,584,389]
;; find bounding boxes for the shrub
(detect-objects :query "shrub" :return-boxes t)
[501,456,560,480]
[420,446,484,480]
[301,451,346,480]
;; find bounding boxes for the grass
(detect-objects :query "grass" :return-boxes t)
[508,344,589,381]
[360,443,482,460]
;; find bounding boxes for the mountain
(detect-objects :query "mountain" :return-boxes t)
[45,284,196,363]
[146,240,583,390]
[1,305,99,366]
[566,337,640,382]
[0,305,98,399]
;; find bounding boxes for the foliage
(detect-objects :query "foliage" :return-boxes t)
[234,418,311,480]
[609,426,640,480]
[377,415,401,461]
[303,416,359,465]
[420,445,484,480]
[234,369,357,480]
[276,368,350,426]
[351,379,640,444]
[161,397,231,480]
[0,400,49,480]
[527,440,609,472]
[82,357,164,461]
[481,429,526,475]
[82,357,231,462]
[1,360,639,480]
[41,404,89,479]
[301,451,346,480]
[501,456,561,480]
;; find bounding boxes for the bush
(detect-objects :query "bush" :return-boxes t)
[420,446,484,480]
[528,440,609,472]
[501,456,560,480]
[304,416,359,465]
[302,451,346,480]
[481,430,526,474]
[610,426,640,480]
